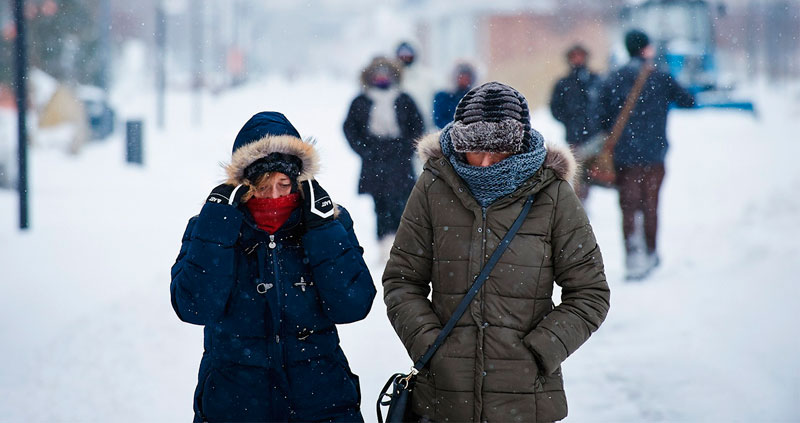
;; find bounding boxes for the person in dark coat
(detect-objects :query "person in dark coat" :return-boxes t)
[549,44,600,201]
[384,82,610,423]
[596,29,695,280]
[432,62,476,129]
[343,56,424,247]
[171,111,376,422]
[395,41,436,131]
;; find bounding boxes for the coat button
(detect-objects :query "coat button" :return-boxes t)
[477,227,482,233]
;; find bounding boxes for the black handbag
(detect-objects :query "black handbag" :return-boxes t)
[377,195,535,423]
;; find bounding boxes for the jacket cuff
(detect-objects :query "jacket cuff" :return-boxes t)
[523,328,569,376]
[193,203,243,246]
[409,325,442,364]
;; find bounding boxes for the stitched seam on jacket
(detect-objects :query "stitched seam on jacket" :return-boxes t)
[484,292,556,301]
[393,245,434,260]
[551,223,590,240]
[531,185,556,355]
[401,214,429,229]
[540,325,569,354]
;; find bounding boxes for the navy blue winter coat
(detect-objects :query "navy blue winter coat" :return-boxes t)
[549,66,600,145]
[343,91,424,197]
[597,58,695,167]
[171,131,375,423]
[432,88,469,129]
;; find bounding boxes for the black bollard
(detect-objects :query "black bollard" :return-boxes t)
[126,120,143,164]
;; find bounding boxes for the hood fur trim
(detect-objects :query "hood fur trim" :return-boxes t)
[225,134,319,185]
[416,131,444,163]
[224,136,341,219]
[361,56,403,88]
[416,130,576,184]
[543,142,577,185]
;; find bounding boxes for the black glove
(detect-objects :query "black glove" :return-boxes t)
[206,183,249,207]
[301,179,335,229]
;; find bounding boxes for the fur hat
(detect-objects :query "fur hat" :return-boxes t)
[450,81,531,154]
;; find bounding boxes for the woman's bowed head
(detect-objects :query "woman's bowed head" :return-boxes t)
[171,111,375,422]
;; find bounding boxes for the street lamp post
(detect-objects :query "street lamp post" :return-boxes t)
[13,0,29,230]
[156,2,166,129]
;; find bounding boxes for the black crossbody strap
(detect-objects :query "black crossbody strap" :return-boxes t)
[413,195,535,371]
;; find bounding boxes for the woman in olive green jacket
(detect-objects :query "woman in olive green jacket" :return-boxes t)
[383,82,610,423]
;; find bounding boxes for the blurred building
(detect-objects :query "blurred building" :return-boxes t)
[410,2,612,108]
[411,0,799,108]
[2,0,798,100]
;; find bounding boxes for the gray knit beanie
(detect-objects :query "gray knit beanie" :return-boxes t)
[450,81,531,154]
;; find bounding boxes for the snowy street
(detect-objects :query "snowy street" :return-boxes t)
[1,77,799,422]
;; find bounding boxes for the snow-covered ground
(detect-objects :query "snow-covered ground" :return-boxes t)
[1,77,798,422]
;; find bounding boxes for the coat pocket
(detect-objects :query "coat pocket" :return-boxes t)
[286,353,360,420]
[534,367,567,422]
[199,365,283,423]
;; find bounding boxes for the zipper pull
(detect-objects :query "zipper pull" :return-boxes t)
[268,234,276,249]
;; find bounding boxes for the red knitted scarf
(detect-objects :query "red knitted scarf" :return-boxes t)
[245,193,301,234]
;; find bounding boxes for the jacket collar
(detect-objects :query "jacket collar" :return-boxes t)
[425,155,554,214]
[240,205,304,244]
[417,130,576,212]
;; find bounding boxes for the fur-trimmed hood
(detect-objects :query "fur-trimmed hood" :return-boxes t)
[224,134,320,186]
[360,56,403,88]
[415,130,577,184]
[224,134,343,218]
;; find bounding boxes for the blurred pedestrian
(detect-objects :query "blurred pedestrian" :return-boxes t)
[549,44,600,201]
[596,29,695,280]
[171,111,375,422]
[344,56,424,254]
[384,82,610,423]
[395,41,436,131]
[432,62,476,129]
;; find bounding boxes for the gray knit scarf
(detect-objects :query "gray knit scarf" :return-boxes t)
[440,123,547,208]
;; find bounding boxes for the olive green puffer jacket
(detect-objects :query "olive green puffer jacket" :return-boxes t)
[383,132,610,423]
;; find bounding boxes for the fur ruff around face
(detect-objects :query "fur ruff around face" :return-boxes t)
[416,130,577,185]
[360,56,403,88]
[224,134,340,218]
[225,134,319,186]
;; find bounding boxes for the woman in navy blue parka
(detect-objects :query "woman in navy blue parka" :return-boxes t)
[171,112,376,422]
